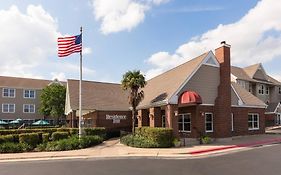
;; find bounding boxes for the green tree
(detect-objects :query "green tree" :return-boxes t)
[121,70,146,134]
[39,82,66,125]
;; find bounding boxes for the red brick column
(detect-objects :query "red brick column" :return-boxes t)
[165,104,179,137]
[214,42,232,138]
[137,109,149,127]
[149,107,161,127]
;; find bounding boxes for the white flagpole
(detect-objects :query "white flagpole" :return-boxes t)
[78,26,83,139]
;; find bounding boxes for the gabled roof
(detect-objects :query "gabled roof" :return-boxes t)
[265,102,280,113]
[231,66,254,82]
[243,63,262,78]
[231,64,281,86]
[0,76,54,89]
[138,51,209,108]
[231,82,266,107]
[67,79,130,112]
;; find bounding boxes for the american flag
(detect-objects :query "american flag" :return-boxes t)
[57,34,82,57]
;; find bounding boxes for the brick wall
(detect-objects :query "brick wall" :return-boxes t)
[83,110,132,131]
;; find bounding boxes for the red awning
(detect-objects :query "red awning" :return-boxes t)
[178,91,202,104]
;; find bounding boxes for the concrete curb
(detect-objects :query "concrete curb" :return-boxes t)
[188,137,281,155]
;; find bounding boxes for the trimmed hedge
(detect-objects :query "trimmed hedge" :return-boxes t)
[51,132,69,141]
[19,133,40,148]
[42,133,50,143]
[0,127,106,137]
[0,142,32,153]
[0,135,15,144]
[41,135,103,151]
[84,128,106,137]
[121,127,174,148]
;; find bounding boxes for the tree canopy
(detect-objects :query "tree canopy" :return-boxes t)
[121,70,146,134]
[39,82,66,124]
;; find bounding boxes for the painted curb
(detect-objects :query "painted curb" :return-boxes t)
[188,137,281,155]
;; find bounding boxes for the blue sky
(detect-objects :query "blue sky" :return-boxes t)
[0,0,281,82]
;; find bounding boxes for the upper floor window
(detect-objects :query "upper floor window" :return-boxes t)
[24,90,36,99]
[2,88,15,98]
[265,86,269,95]
[2,103,15,113]
[23,104,35,113]
[279,87,281,94]
[258,84,266,95]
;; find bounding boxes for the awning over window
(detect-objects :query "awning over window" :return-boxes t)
[178,91,202,104]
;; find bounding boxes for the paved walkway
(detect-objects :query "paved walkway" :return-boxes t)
[1,132,281,162]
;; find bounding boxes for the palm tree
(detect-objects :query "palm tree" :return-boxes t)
[121,70,146,134]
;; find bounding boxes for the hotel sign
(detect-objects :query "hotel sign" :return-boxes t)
[106,114,127,124]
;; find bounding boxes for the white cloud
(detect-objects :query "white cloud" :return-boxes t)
[0,5,59,79]
[82,47,92,55]
[91,0,169,34]
[145,0,281,79]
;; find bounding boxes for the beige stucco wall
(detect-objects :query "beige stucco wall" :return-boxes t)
[0,88,44,120]
[177,64,220,104]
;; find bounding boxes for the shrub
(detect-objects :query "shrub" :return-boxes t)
[135,127,173,147]
[43,135,103,151]
[201,135,211,144]
[42,133,50,143]
[84,127,106,137]
[120,134,158,148]
[19,133,40,148]
[51,132,69,141]
[79,135,103,148]
[69,128,78,135]
[0,142,32,153]
[0,135,15,144]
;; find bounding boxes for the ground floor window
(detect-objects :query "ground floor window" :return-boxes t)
[205,113,213,132]
[178,113,191,132]
[2,103,15,113]
[162,115,166,127]
[248,113,259,130]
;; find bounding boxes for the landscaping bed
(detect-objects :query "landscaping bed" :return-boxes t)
[0,127,105,153]
[120,127,174,148]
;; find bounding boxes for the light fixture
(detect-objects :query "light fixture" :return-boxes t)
[174,110,178,116]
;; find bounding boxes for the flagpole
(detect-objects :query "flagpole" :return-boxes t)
[78,26,83,139]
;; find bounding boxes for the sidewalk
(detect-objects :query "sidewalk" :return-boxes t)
[1,133,281,162]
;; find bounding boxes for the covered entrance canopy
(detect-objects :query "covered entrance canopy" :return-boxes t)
[178,91,202,105]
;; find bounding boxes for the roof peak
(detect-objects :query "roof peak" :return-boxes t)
[147,51,211,82]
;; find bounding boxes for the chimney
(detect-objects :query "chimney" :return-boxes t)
[214,41,232,138]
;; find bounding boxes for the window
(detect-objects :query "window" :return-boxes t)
[205,113,213,132]
[265,86,269,95]
[2,88,15,98]
[23,104,35,113]
[249,83,252,93]
[2,104,15,113]
[231,113,234,131]
[161,115,166,128]
[24,90,36,99]
[279,87,281,94]
[178,113,191,132]
[248,113,259,130]
[258,84,265,95]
